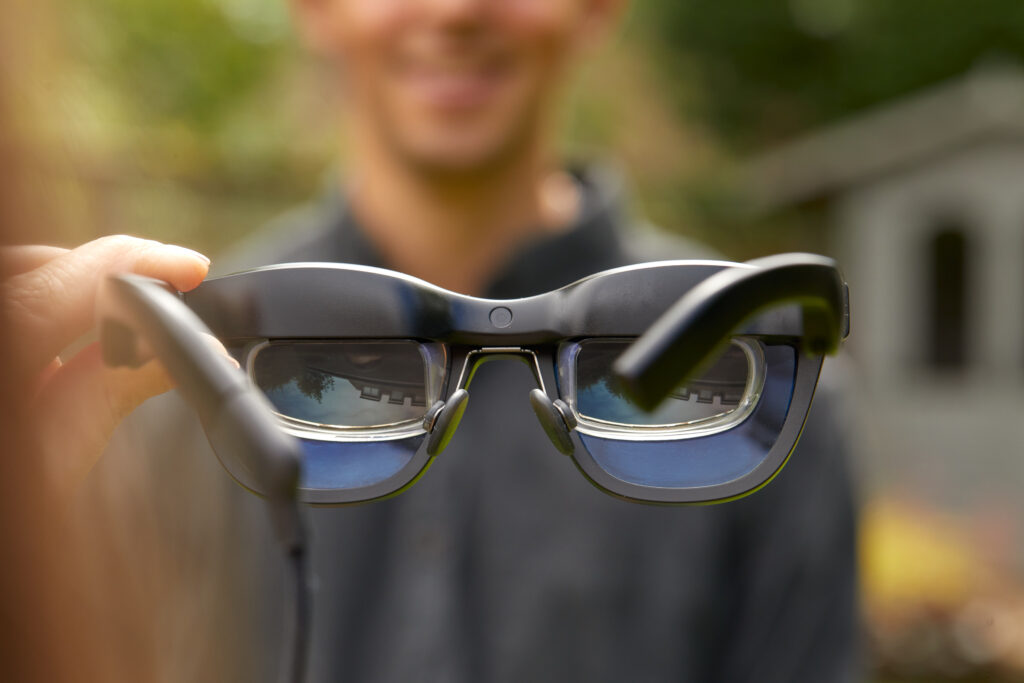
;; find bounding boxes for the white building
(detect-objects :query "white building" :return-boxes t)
[743,64,1024,511]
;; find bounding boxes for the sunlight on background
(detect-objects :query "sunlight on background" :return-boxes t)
[16,0,1024,680]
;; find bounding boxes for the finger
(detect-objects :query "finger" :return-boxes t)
[0,245,69,278]
[32,357,63,396]
[201,332,241,369]
[132,332,240,370]
[3,235,210,375]
[31,343,174,495]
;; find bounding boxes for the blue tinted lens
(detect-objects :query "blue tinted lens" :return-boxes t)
[299,435,425,491]
[578,344,796,489]
[251,341,440,494]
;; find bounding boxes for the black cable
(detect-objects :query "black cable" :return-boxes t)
[280,527,311,683]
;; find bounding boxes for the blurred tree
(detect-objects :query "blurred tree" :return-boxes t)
[64,0,288,132]
[639,0,1024,150]
[51,0,331,254]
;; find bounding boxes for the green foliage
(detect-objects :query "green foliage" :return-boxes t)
[639,0,1024,149]
[64,0,289,131]
[53,0,322,255]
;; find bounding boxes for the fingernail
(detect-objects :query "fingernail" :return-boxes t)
[167,245,211,265]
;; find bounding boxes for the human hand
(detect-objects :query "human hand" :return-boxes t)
[1,235,214,493]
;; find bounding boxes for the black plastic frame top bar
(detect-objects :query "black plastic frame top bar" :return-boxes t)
[185,260,808,345]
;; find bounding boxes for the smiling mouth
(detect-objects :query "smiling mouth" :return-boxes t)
[400,57,513,111]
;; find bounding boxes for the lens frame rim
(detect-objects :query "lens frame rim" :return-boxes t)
[246,339,447,440]
[558,336,767,441]
[559,345,823,505]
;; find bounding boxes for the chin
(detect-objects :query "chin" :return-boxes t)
[394,114,535,177]
[400,132,520,176]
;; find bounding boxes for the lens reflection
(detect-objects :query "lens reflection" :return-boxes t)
[576,339,752,427]
[580,344,797,488]
[252,341,430,428]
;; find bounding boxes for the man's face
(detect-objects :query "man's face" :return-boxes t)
[296,0,613,174]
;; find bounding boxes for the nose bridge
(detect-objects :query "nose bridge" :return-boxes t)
[455,347,547,393]
[450,346,577,457]
[421,0,488,25]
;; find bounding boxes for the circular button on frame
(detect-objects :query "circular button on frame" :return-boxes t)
[489,306,513,328]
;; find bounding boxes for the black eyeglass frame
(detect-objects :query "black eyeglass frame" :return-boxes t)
[185,258,846,506]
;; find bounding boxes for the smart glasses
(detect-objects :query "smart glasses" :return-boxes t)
[185,254,849,506]
[96,254,847,683]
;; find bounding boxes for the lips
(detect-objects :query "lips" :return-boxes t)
[399,57,513,111]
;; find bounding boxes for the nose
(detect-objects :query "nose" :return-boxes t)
[421,0,488,23]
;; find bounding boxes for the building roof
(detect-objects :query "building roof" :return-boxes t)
[741,62,1024,210]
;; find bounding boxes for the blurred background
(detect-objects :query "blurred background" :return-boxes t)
[7,0,1024,680]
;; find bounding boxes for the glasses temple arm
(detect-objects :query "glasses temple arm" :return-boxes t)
[612,253,849,412]
[97,273,309,683]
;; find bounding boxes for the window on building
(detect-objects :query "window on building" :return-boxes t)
[926,227,969,370]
